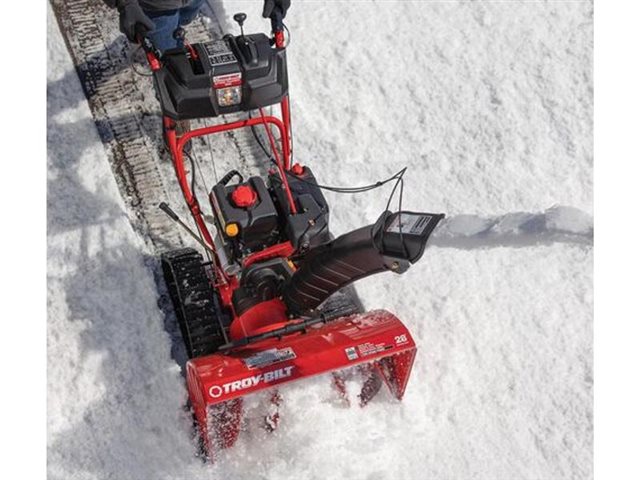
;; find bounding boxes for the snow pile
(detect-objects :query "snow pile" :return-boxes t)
[48,1,593,479]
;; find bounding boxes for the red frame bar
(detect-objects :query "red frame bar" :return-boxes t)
[258,108,297,214]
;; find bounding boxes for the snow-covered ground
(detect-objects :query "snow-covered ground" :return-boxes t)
[48,1,593,479]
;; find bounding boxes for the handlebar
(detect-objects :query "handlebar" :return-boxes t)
[137,8,288,72]
[269,9,285,33]
[137,34,162,71]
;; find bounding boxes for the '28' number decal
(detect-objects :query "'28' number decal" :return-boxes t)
[394,334,408,344]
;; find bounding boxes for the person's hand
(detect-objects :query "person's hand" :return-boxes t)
[262,0,291,19]
[117,0,155,42]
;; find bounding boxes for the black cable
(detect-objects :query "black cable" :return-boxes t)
[184,149,213,261]
[332,168,404,193]
[283,23,291,48]
[283,166,406,194]
[376,167,409,258]
[248,109,407,195]
[247,100,409,256]
[296,207,328,252]
[185,150,198,201]
[249,110,274,161]
[383,169,405,215]
[396,174,408,257]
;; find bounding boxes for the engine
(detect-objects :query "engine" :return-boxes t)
[208,163,332,316]
[209,165,331,265]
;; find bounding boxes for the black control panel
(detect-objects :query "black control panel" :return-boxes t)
[153,33,288,120]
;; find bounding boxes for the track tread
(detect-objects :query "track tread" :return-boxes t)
[161,248,228,358]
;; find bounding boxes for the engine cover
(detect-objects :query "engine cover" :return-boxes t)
[210,176,280,253]
[269,166,331,250]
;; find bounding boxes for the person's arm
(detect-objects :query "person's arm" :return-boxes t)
[103,0,155,42]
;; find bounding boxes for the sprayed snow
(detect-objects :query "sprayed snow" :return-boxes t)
[433,206,593,248]
[48,1,593,479]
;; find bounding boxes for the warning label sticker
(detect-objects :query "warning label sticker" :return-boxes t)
[345,347,359,361]
[243,347,297,369]
[357,342,392,358]
[203,40,237,67]
[386,214,433,235]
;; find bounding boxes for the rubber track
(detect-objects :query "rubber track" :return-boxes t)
[161,248,228,357]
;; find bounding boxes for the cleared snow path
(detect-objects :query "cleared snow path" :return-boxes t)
[47,6,201,479]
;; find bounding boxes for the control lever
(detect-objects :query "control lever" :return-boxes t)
[233,12,258,65]
[173,27,198,59]
[233,13,247,38]
[172,26,202,74]
[158,202,214,255]
[173,27,186,42]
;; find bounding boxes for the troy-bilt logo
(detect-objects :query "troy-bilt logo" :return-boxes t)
[213,72,242,88]
[208,366,295,399]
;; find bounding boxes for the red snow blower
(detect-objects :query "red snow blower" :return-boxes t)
[142,9,443,460]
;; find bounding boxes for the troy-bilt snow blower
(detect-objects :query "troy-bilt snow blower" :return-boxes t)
[141,9,443,459]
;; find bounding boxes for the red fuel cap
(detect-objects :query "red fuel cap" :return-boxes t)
[231,184,257,208]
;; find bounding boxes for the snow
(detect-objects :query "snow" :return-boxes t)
[47,1,593,479]
[432,205,593,248]
[47,6,197,478]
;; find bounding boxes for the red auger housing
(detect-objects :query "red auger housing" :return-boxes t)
[144,10,444,461]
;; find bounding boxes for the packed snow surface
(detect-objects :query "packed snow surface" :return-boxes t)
[48,1,593,479]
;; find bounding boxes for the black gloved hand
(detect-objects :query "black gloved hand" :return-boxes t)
[262,0,291,19]
[117,0,155,42]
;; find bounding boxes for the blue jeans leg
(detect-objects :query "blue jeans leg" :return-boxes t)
[145,9,180,52]
[145,0,206,52]
[179,0,206,27]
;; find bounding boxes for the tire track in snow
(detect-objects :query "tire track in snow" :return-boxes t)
[431,205,592,249]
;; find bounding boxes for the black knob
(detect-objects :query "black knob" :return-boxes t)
[173,27,185,40]
[233,12,247,27]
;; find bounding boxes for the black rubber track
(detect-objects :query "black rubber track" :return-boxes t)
[161,248,229,358]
